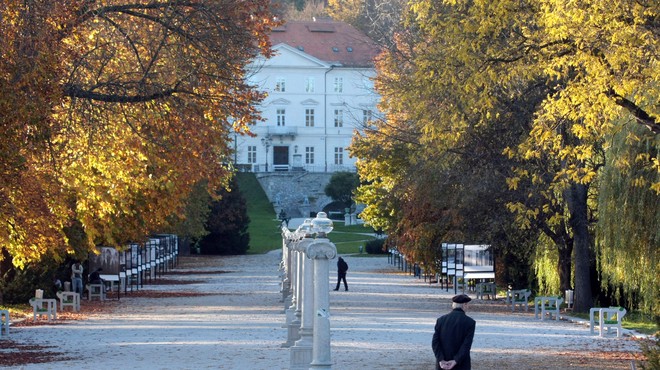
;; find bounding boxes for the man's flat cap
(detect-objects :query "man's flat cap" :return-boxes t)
[452,294,471,303]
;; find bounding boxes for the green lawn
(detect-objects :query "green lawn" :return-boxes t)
[237,172,378,255]
[235,173,281,254]
[328,221,377,254]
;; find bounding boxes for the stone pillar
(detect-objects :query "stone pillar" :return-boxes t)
[290,237,315,369]
[290,242,305,343]
[283,244,300,347]
[307,238,337,369]
[295,245,304,321]
[280,229,291,304]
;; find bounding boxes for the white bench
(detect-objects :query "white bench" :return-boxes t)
[29,298,57,322]
[56,291,80,312]
[534,296,564,321]
[0,309,9,335]
[100,274,120,299]
[507,289,531,312]
[476,282,496,300]
[590,306,627,337]
[88,284,105,301]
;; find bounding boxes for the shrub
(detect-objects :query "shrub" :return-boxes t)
[198,177,250,255]
[365,239,387,254]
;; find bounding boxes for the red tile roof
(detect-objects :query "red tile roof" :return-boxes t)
[270,20,380,68]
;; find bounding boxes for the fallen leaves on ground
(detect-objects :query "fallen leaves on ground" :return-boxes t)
[0,340,74,366]
[2,262,220,366]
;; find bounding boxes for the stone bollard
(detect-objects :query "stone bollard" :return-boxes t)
[281,227,293,309]
[307,238,337,369]
[290,236,316,369]
[283,243,301,347]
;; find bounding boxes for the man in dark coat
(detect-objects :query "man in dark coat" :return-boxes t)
[432,294,476,370]
[333,257,348,291]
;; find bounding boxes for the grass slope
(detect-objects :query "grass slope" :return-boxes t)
[235,173,281,254]
[236,172,378,255]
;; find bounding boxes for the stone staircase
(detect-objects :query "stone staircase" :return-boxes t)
[255,172,334,217]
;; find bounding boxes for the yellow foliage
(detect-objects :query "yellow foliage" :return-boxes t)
[0,0,277,266]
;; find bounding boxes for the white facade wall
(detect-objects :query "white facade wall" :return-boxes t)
[234,44,379,173]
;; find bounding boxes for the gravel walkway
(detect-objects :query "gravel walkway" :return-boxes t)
[2,252,643,369]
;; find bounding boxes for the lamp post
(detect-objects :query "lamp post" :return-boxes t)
[261,136,272,172]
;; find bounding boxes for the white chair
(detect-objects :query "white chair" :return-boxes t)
[534,296,563,321]
[508,289,531,312]
[56,291,80,312]
[29,298,57,322]
[599,307,627,337]
[476,282,496,300]
[88,284,105,301]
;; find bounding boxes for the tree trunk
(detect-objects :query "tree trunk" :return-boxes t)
[565,183,593,312]
[557,241,573,292]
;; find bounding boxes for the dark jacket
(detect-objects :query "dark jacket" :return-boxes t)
[337,258,348,275]
[89,270,102,284]
[432,308,476,370]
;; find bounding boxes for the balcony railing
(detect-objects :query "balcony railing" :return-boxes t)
[267,126,297,137]
[248,163,356,173]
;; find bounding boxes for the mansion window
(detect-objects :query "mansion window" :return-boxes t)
[333,77,343,93]
[275,77,286,92]
[277,109,286,126]
[305,77,315,93]
[247,146,257,164]
[305,147,315,164]
[334,147,344,165]
[334,109,343,127]
[305,109,315,127]
[362,109,373,126]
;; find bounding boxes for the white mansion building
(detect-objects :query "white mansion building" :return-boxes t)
[234,19,381,173]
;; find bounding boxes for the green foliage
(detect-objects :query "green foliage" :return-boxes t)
[596,124,660,318]
[533,235,561,296]
[365,239,387,254]
[198,177,250,255]
[324,172,360,208]
[0,260,60,305]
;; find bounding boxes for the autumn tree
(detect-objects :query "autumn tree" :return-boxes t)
[355,0,658,313]
[278,0,328,20]
[0,1,278,268]
[352,10,541,286]
[327,0,405,48]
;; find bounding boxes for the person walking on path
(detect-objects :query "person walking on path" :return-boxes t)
[432,294,476,370]
[71,261,84,296]
[333,257,349,291]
